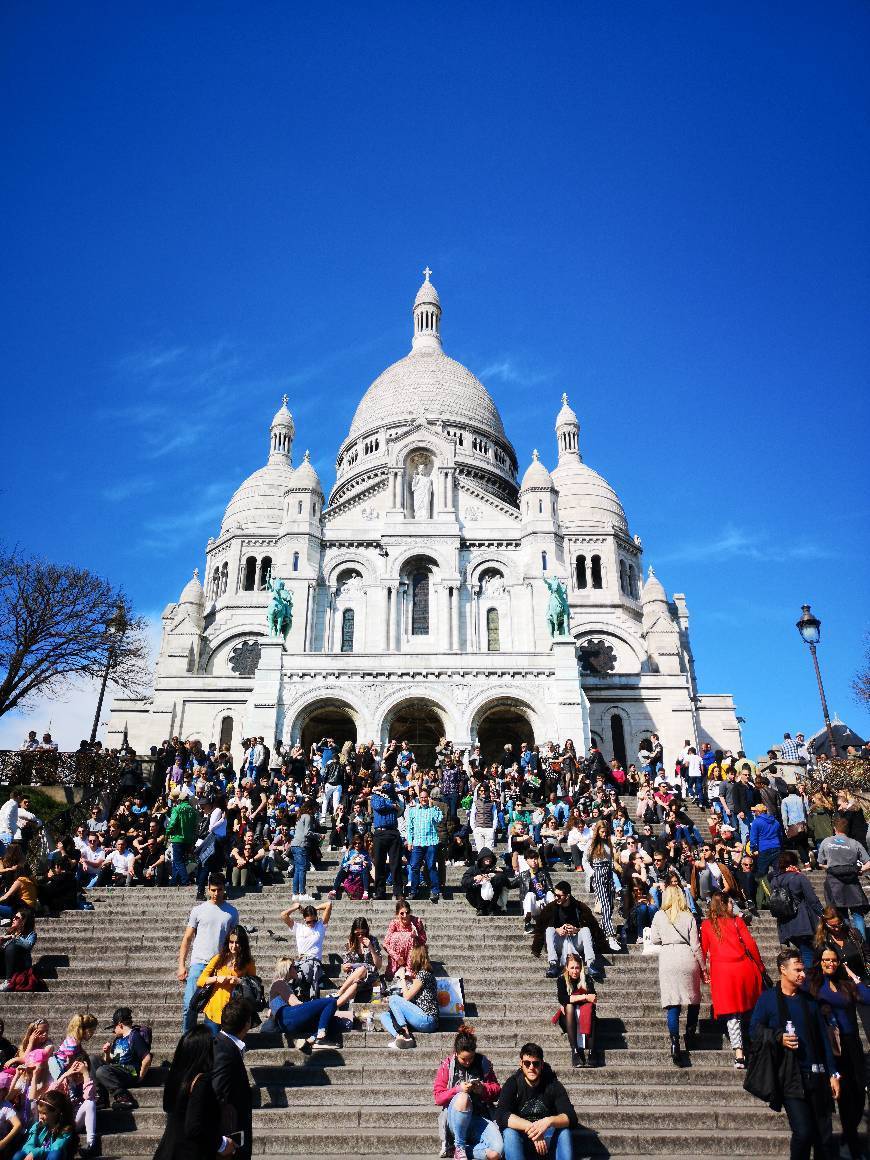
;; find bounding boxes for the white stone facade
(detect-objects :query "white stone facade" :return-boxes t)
[109,272,741,765]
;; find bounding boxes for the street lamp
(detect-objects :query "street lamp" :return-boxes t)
[795,603,837,759]
[90,601,128,746]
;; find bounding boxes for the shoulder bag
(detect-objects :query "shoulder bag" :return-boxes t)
[734,920,773,990]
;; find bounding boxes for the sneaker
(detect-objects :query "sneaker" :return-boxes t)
[439,1146,450,1159]
[523,918,534,934]
[430,892,440,904]
[454,1148,469,1160]
[571,1048,586,1068]
[327,890,337,900]
[387,1038,401,1050]
[607,937,622,953]
[545,962,560,979]
[79,1145,100,1159]
[396,1035,415,1049]
[362,891,370,900]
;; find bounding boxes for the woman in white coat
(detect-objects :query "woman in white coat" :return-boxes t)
[649,885,707,1067]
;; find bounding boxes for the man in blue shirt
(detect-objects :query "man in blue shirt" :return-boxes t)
[749,948,839,1160]
[406,786,443,904]
[371,775,405,900]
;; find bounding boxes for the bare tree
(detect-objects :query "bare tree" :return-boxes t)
[854,632,870,706]
[0,549,150,720]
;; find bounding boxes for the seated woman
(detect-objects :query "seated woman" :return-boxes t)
[0,848,38,919]
[380,945,439,1049]
[267,956,338,1047]
[336,917,383,1008]
[328,836,374,901]
[555,952,600,1069]
[539,818,566,868]
[625,880,658,944]
[196,925,257,1035]
[0,909,36,986]
[382,899,427,978]
[433,1024,503,1160]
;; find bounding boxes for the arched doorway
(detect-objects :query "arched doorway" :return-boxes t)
[383,699,446,770]
[475,704,535,767]
[219,715,234,750]
[299,703,358,755]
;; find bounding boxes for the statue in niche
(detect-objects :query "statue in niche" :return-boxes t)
[481,571,505,597]
[411,462,433,519]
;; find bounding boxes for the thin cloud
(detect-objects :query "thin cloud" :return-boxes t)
[478,357,554,387]
[657,524,836,565]
[102,477,156,502]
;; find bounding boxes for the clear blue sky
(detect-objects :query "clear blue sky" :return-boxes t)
[2,2,868,755]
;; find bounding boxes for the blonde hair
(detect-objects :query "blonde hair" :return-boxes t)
[273,955,295,982]
[561,951,586,990]
[66,1013,98,1043]
[661,884,690,925]
[409,944,431,974]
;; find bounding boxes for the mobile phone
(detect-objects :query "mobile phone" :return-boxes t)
[228,1131,245,1146]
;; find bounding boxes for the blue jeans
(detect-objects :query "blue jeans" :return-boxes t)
[447,1095,504,1158]
[291,845,308,895]
[408,845,440,897]
[272,995,337,1038]
[441,791,460,820]
[755,847,780,881]
[503,1125,572,1160]
[665,1003,699,1035]
[380,995,438,1037]
[848,910,866,941]
[170,842,190,886]
[182,961,208,1032]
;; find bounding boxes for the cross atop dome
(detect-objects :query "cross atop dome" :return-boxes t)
[423,266,432,281]
[282,393,288,406]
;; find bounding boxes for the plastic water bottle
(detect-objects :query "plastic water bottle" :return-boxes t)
[785,1020,795,1037]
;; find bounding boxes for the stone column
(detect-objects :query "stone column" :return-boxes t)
[471,584,480,651]
[451,584,460,652]
[550,636,589,749]
[324,588,336,653]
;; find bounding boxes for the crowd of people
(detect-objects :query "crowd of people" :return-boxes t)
[0,724,867,1159]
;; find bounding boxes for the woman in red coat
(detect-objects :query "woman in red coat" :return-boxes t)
[700,892,765,1068]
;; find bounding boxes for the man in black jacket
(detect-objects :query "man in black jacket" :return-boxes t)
[212,999,254,1160]
[495,1041,577,1159]
[530,882,608,980]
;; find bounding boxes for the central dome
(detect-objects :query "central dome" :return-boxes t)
[347,347,508,442]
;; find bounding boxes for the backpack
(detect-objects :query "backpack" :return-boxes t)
[6,967,45,993]
[768,883,799,923]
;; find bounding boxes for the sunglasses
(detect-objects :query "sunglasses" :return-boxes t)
[521,1058,542,1069]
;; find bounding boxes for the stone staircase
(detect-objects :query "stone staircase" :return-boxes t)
[0,829,836,1158]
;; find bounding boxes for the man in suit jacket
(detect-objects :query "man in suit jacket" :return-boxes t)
[212,999,254,1160]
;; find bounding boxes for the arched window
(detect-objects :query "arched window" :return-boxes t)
[538,499,543,514]
[258,557,272,590]
[212,568,220,598]
[411,570,430,635]
[186,644,196,674]
[629,565,638,599]
[297,500,303,515]
[292,552,300,572]
[611,714,627,768]
[591,554,603,589]
[541,551,548,572]
[242,556,257,591]
[486,607,500,652]
[619,560,627,594]
[220,562,228,594]
[219,715,234,750]
[341,608,355,653]
[575,555,587,589]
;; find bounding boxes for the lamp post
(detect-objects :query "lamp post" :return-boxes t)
[795,604,837,759]
[90,601,128,747]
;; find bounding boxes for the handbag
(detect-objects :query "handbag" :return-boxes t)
[734,920,773,990]
[785,821,807,839]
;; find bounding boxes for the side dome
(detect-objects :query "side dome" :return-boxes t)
[520,450,554,491]
[178,568,204,607]
[551,458,629,534]
[347,348,508,443]
[288,450,323,494]
[221,461,295,534]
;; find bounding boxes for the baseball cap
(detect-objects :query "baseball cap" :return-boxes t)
[106,1007,133,1029]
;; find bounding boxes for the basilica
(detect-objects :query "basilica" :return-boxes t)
[108,272,741,767]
